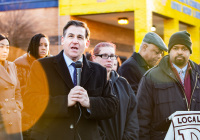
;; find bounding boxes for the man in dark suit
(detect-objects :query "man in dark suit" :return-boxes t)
[118,32,168,94]
[23,20,118,140]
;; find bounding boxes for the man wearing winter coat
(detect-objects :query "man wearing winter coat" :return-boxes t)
[137,31,200,140]
[118,32,168,94]
[23,20,118,140]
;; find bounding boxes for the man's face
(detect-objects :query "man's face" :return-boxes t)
[61,25,89,61]
[144,44,163,67]
[169,44,191,68]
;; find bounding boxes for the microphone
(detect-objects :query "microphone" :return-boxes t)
[74,61,82,134]
[75,61,82,86]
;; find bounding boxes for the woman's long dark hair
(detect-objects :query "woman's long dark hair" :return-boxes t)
[0,34,9,43]
[27,33,49,59]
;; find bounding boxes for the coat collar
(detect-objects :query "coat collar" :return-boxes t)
[80,53,94,87]
[159,55,199,81]
[53,50,93,88]
[110,70,119,84]
[53,50,74,88]
[0,60,15,85]
[132,52,150,68]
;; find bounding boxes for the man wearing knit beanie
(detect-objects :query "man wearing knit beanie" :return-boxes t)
[168,30,192,54]
[168,31,192,68]
[137,30,200,140]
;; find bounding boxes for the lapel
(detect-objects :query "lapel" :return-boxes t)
[189,60,198,91]
[0,61,14,85]
[81,55,94,87]
[132,52,150,72]
[159,55,178,81]
[53,51,74,89]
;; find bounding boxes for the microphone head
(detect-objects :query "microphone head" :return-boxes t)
[75,61,82,68]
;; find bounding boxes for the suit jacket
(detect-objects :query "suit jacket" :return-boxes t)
[23,50,118,140]
[118,52,150,94]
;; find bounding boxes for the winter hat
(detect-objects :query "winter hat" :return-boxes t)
[143,32,168,51]
[168,31,192,54]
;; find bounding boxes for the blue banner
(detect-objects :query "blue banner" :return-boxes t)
[0,0,58,11]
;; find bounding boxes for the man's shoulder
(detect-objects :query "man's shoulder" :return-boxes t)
[119,56,138,70]
[87,60,106,71]
[37,55,56,64]
[190,60,200,73]
[144,65,162,77]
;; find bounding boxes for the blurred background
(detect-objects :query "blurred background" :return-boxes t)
[0,0,200,63]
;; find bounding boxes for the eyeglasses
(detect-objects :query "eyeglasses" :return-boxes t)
[95,54,117,60]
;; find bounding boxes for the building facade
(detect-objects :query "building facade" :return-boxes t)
[1,0,200,62]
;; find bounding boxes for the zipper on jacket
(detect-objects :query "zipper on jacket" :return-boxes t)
[188,72,198,110]
[175,72,198,111]
[169,73,189,110]
[179,83,189,111]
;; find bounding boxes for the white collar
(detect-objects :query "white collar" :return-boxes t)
[63,51,83,67]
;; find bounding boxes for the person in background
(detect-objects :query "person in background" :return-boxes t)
[118,32,168,94]
[137,31,200,139]
[113,56,122,72]
[14,33,50,96]
[0,34,23,140]
[23,20,118,140]
[14,33,50,139]
[91,42,139,140]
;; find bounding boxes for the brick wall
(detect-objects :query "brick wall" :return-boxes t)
[6,8,136,62]
[71,16,135,59]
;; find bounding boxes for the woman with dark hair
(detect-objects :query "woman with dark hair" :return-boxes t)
[0,34,23,140]
[14,33,50,139]
[14,33,50,96]
[91,42,139,140]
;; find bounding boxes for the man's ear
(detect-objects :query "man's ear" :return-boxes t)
[61,36,64,45]
[86,40,90,48]
[142,44,148,51]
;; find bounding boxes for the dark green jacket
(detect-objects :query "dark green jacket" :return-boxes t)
[137,55,200,140]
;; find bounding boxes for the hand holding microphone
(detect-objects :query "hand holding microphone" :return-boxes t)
[68,61,90,108]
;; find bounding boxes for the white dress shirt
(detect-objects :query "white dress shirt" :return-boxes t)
[63,51,83,82]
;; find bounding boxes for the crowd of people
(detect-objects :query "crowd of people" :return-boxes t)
[0,19,200,140]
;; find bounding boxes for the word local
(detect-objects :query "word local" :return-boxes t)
[177,115,200,124]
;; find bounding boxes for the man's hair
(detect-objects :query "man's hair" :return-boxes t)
[63,20,90,40]
[139,41,148,52]
[27,33,49,59]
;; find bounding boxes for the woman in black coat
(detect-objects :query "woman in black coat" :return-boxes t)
[91,42,139,140]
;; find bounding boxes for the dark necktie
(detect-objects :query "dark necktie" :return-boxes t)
[71,62,77,86]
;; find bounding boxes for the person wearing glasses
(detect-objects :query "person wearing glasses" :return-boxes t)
[0,34,23,140]
[91,42,139,140]
[118,32,168,94]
